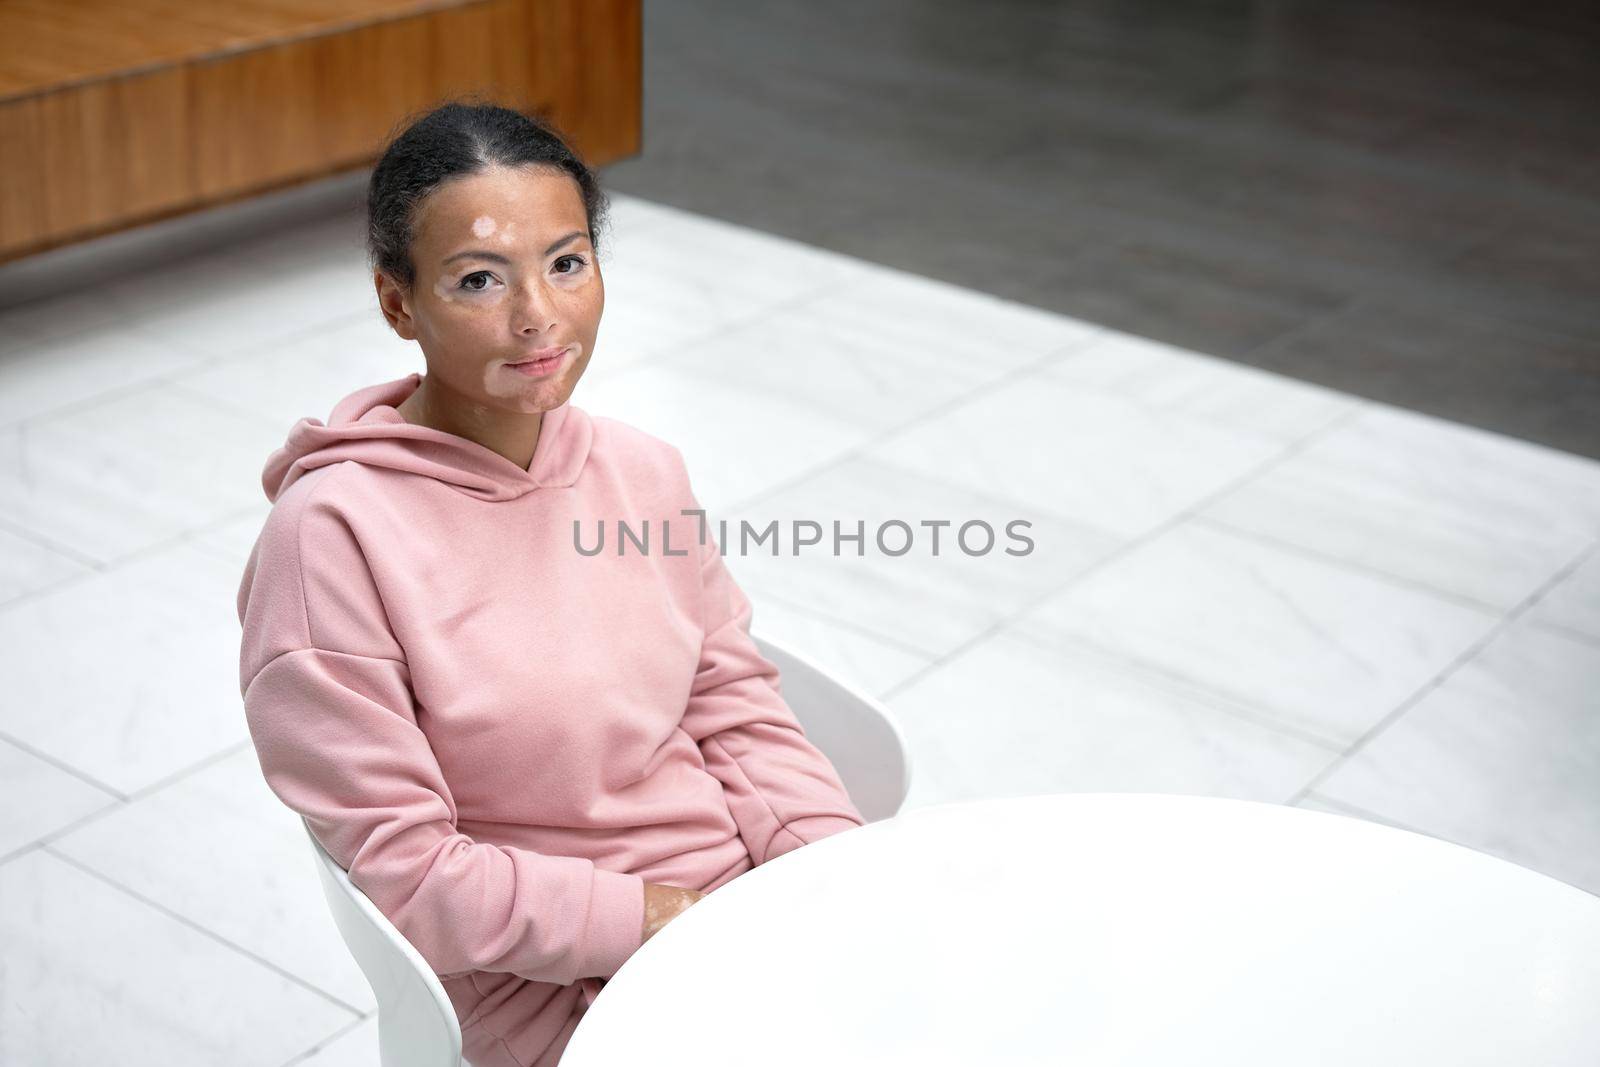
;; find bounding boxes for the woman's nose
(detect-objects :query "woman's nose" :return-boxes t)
[514,280,558,334]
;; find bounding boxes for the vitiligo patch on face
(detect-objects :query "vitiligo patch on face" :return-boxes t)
[480,349,578,412]
[471,215,497,239]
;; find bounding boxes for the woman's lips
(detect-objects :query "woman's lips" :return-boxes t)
[506,348,570,378]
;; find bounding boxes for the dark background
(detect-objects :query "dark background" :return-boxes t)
[601,0,1600,458]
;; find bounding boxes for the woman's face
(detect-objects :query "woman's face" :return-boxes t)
[379,164,603,415]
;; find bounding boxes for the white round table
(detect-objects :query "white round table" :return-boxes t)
[563,793,1600,1066]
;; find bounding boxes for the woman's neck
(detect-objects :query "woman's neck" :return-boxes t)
[395,376,544,471]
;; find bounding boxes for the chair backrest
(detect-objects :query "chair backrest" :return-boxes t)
[303,627,911,1066]
[303,820,463,1067]
[749,627,913,823]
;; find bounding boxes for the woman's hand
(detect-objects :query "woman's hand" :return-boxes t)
[642,882,707,943]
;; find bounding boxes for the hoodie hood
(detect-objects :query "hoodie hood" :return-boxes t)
[261,372,593,504]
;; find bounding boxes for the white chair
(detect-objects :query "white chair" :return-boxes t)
[304,628,914,1066]
[306,825,463,1067]
[749,630,913,823]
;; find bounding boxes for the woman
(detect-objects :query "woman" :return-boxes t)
[235,102,865,1067]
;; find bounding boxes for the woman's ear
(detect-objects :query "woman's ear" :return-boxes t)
[375,271,418,341]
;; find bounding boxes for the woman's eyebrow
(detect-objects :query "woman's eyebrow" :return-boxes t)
[442,230,587,265]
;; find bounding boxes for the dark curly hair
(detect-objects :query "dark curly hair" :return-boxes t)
[365,97,612,292]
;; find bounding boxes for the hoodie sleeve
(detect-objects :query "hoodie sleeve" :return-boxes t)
[674,496,867,867]
[237,485,645,985]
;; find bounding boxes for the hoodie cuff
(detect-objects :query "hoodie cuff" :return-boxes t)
[580,868,647,980]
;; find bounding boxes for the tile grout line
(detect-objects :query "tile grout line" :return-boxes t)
[0,500,268,615]
[723,329,1113,516]
[1292,788,1600,899]
[1034,349,1366,445]
[1189,513,1513,616]
[1527,616,1600,650]
[38,843,368,1019]
[744,585,948,662]
[999,624,1349,753]
[0,302,380,435]
[161,376,303,433]
[1285,535,1600,806]
[0,729,126,802]
[5,366,183,433]
[871,404,1369,707]
[274,1014,377,1067]
[0,739,258,868]
[584,266,871,386]
[0,512,104,572]
[1289,791,1436,836]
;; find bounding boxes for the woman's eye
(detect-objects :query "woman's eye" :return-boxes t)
[554,254,588,275]
[460,271,494,291]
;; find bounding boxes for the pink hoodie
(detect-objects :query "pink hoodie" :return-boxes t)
[236,372,865,1067]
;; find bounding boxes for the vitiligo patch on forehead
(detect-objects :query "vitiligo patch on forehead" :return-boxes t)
[471,215,497,239]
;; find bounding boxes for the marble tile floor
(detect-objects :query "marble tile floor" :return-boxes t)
[1,190,1596,1066]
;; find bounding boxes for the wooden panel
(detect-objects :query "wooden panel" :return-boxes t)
[0,67,192,254]
[0,0,457,101]
[0,0,641,262]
